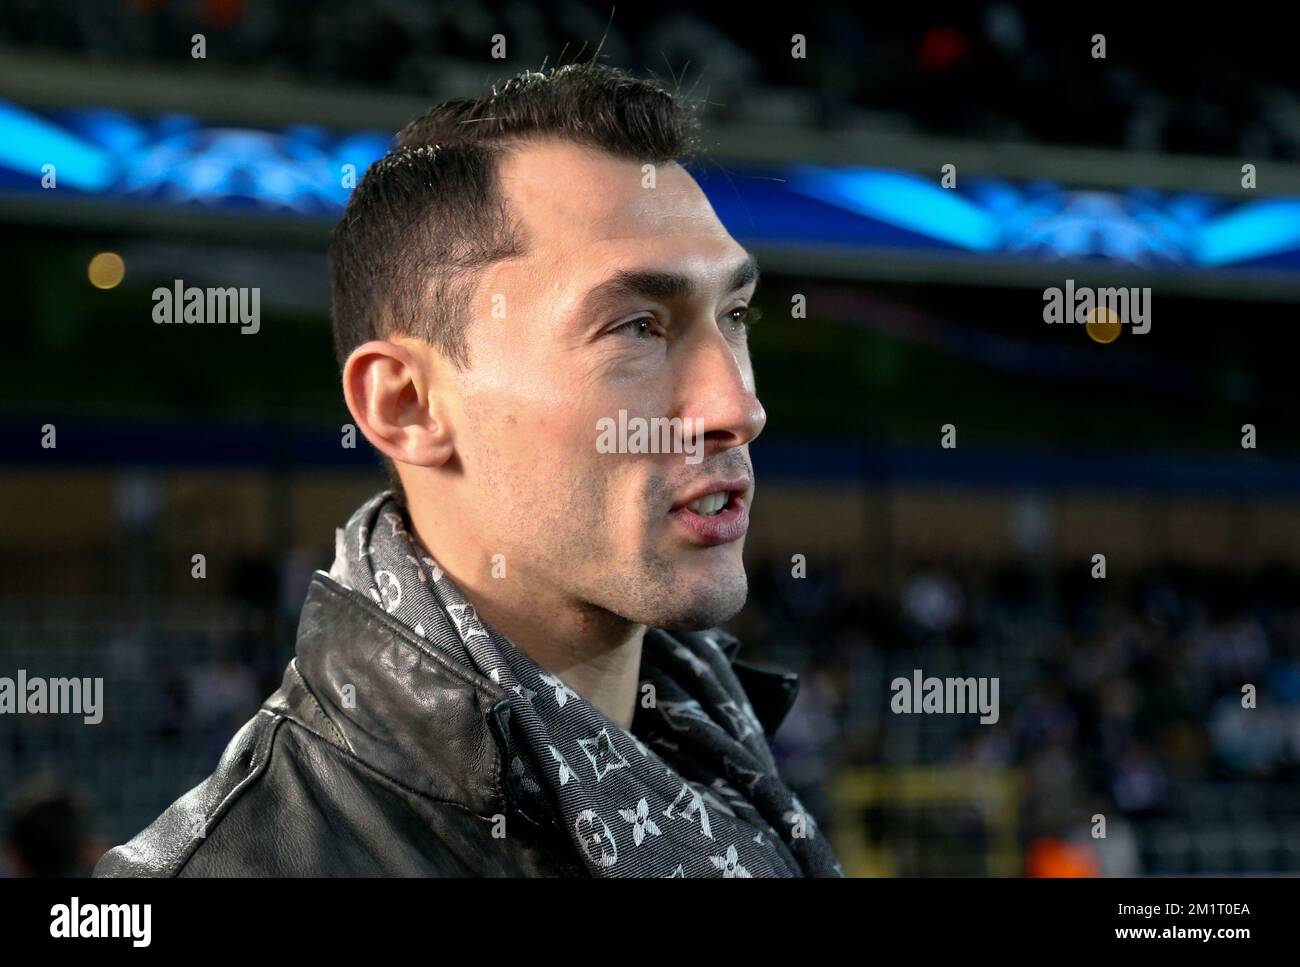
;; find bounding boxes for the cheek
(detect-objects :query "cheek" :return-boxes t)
[463,364,654,533]
[464,397,594,501]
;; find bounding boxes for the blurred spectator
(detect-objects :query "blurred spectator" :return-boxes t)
[3,776,105,877]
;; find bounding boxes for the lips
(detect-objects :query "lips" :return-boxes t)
[668,477,751,546]
[669,477,750,512]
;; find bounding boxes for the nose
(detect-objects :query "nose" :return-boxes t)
[679,326,766,456]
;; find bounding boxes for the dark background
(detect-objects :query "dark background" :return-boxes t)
[2,0,1300,877]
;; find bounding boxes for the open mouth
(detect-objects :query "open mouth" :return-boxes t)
[683,491,735,517]
[669,488,749,545]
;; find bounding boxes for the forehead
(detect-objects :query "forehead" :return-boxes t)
[497,139,734,255]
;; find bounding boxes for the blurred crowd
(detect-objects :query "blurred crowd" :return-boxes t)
[6,538,1300,875]
[742,555,1300,873]
[2,1,1296,161]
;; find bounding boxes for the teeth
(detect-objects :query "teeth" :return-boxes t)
[687,492,729,516]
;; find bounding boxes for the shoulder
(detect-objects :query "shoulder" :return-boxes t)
[91,701,518,877]
[94,708,286,878]
[93,708,421,877]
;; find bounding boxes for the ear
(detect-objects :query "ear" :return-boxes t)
[342,339,454,468]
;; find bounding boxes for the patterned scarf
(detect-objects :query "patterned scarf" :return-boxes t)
[328,491,842,878]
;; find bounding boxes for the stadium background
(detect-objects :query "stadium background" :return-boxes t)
[3,1,1300,876]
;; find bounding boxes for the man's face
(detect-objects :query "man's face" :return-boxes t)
[438,139,766,631]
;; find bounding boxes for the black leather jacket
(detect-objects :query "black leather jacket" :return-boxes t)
[93,571,801,876]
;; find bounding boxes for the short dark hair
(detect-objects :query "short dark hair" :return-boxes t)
[328,61,705,493]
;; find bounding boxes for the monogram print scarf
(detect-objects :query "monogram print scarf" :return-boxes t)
[328,491,843,878]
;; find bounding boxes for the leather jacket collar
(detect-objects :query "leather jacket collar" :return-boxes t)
[271,572,801,820]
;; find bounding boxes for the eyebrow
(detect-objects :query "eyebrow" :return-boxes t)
[577,252,761,323]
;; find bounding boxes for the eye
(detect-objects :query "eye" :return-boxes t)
[723,304,762,335]
[614,315,667,340]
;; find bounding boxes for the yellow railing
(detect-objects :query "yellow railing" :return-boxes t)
[829,766,1022,876]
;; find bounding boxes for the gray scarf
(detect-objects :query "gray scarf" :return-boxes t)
[329,491,842,878]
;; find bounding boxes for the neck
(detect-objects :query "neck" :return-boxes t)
[406,503,646,730]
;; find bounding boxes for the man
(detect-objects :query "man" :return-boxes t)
[95,62,842,878]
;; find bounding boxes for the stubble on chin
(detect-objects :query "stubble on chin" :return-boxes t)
[541,464,751,631]
[607,544,750,631]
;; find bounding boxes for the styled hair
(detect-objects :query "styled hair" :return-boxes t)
[328,62,705,493]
